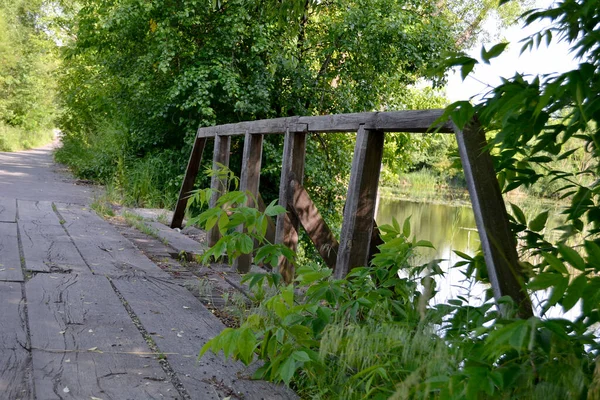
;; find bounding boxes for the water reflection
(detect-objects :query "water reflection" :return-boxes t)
[376,197,484,303]
[375,196,578,320]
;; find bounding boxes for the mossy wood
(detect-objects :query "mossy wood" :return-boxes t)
[172,110,533,317]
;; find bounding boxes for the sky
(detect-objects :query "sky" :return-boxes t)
[445,0,579,103]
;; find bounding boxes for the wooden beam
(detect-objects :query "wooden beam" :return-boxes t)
[234,132,264,273]
[171,137,207,229]
[196,110,454,138]
[335,127,385,279]
[289,179,338,269]
[208,135,232,247]
[454,118,533,318]
[275,130,307,283]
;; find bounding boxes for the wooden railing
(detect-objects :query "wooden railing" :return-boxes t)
[171,110,533,317]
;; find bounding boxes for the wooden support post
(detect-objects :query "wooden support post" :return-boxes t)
[275,130,307,283]
[289,179,338,269]
[208,135,232,247]
[234,132,264,273]
[171,137,207,229]
[335,127,384,279]
[454,119,533,318]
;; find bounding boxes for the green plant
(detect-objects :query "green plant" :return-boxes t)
[198,212,444,398]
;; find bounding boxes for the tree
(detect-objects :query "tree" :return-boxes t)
[0,0,58,150]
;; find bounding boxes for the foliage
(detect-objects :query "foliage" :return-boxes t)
[0,0,59,150]
[197,1,600,398]
[53,0,524,210]
[198,209,448,398]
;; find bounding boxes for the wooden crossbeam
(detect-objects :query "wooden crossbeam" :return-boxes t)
[289,179,339,269]
[171,137,207,229]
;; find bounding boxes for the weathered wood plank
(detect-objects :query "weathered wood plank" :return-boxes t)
[0,222,23,281]
[208,135,232,247]
[335,128,385,279]
[111,275,296,400]
[0,197,16,223]
[275,130,307,282]
[55,204,169,278]
[197,117,298,138]
[289,179,338,269]
[145,221,205,258]
[26,273,178,399]
[171,137,207,229]
[17,200,56,222]
[235,132,264,273]
[195,110,452,138]
[0,282,33,399]
[18,201,90,274]
[298,110,453,133]
[454,120,533,318]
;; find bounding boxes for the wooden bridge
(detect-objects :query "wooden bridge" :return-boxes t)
[171,110,533,317]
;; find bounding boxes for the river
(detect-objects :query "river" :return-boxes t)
[375,197,484,304]
[375,196,577,319]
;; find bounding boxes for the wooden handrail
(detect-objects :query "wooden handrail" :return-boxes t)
[172,109,533,318]
[195,109,454,138]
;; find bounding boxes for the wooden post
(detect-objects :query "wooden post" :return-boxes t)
[234,132,264,273]
[335,126,384,279]
[275,130,307,283]
[208,135,232,247]
[454,118,533,318]
[171,137,207,229]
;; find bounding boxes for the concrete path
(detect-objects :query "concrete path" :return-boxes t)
[0,144,294,400]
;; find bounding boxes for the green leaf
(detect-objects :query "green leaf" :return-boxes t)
[237,328,256,365]
[453,250,473,261]
[279,357,297,386]
[584,241,600,270]
[239,235,254,254]
[557,243,585,271]
[291,350,311,363]
[562,274,587,312]
[461,59,477,80]
[528,211,548,232]
[542,252,568,274]
[415,240,435,249]
[218,212,229,233]
[402,217,411,238]
[481,42,508,64]
[510,203,527,225]
[528,272,564,290]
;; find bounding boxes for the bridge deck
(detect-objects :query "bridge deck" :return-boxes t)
[0,145,294,400]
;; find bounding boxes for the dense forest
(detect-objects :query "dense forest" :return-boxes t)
[2,0,600,398]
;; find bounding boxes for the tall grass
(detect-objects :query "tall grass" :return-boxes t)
[55,120,186,209]
[0,123,55,151]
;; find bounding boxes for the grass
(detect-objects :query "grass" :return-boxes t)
[0,123,55,151]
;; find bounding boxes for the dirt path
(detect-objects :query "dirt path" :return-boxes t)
[0,145,294,400]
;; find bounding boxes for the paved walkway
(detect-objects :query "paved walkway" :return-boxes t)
[0,144,293,399]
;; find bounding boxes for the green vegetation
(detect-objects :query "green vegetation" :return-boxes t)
[193,1,600,399]
[0,0,59,151]
[52,0,525,214]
